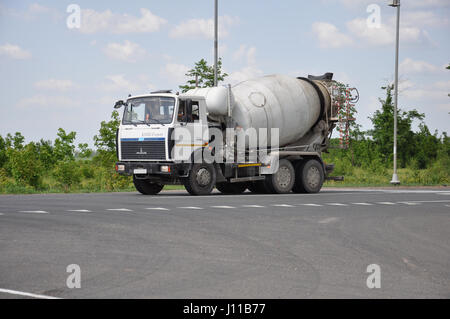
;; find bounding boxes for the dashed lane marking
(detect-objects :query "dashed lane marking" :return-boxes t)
[398,202,420,206]
[145,207,169,211]
[242,205,265,208]
[272,204,295,207]
[326,203,348,206]
[0,213,3,216]
[301,203,323,207]
[18,210,49,214]
[376,202,396,205]
[66,209,92,212]
[352,202,373,206]
[106,208,133,212]
[211,206,235,209]
[319,217,339,224]
[178,206,203,210]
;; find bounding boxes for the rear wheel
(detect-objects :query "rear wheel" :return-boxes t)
[184,163,216,195]
[133,176,164,195]
[216,182,248,194]
[264,159,295,194]
[292,159,324,193]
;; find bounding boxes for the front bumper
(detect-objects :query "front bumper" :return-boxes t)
[115,161,190,178]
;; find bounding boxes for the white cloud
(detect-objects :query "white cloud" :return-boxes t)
[103,40,146,62]
[399,58,440,74]
[0,43,31,59]
[401,11,449,28]
[228,45,263,84]
[161,63,190,84]
[99,74,154,94]
[16,94,78,109]
[233,44,256,64]
[34,79,76,91]
[311,22,353,48]
[79,8,167,34]
[346,18,432,46]
[401,80,450,100]
[169,15,238,39]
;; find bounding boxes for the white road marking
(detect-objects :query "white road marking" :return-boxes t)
[398,202,420,206]
[18,210,48,214]
[376,202,396,205]
[145,207,169,211]
[272,204,295,207]
[0,288,61,299]
[211,206,235,209]
[352,202,373,206]
[326,203,348,206]
[106,208,133,211]
[301,203,323,207]
[406,200,450,203]
[66,209,91,212]
[178,206,203,210]
[437,192,450,195]
[319,217,339,224]
[0,213,3,216]
[242,205,265,208]
[445,205,450,208]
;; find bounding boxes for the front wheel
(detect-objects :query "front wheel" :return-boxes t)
[184,163,216,195]
[133,176,164,195]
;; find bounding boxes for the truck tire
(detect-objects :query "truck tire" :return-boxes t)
[292,159,324,193]
[184,163,216,195]
[133,176,164,195]
[264,159,295,194]
[216,182,248,194]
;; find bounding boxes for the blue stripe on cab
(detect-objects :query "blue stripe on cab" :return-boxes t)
[121,138,165,141]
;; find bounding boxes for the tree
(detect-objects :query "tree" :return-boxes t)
[368,85,424,168]
[93,110,120,165]
[36,139,56,169]
[179,58,228,92]
[0,135,7,168]
[54,128,77,161]
[77,143,93,159]
[8,142,43,188]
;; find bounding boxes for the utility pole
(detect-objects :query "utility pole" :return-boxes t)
[389,0,400,185]
[214,0,218,87]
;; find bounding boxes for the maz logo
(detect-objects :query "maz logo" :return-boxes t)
[136,147,147,155]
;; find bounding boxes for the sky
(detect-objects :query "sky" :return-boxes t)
[0,0,449,147]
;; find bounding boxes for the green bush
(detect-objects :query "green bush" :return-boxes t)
[52,161,81,191]
[8,143,43,188]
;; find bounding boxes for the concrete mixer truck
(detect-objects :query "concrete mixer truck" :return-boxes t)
[114,73,353,195]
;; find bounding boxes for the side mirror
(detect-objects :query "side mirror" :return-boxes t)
[185,99,193,123]
[114,100,125,109]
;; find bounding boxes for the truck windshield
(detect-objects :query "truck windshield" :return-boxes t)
[123,97,175,125]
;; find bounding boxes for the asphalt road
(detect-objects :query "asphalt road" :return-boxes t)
[0,188,449,299]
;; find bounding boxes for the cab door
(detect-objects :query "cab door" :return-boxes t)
[172,98,208,162]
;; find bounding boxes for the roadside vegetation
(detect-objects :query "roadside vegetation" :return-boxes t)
[0,61,448,194]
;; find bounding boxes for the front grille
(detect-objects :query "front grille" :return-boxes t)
[121,140,166,160]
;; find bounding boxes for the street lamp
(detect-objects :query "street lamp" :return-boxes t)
[389,0,400,185]
[214,0,218,87]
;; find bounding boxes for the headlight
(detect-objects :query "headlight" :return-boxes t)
[160,165,170,173]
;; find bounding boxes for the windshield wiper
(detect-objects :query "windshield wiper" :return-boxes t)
[148,119,165,126]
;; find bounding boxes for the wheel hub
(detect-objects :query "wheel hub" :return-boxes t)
[196,168,211,186]
[306,166,320,188]
[276,166,292,188]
